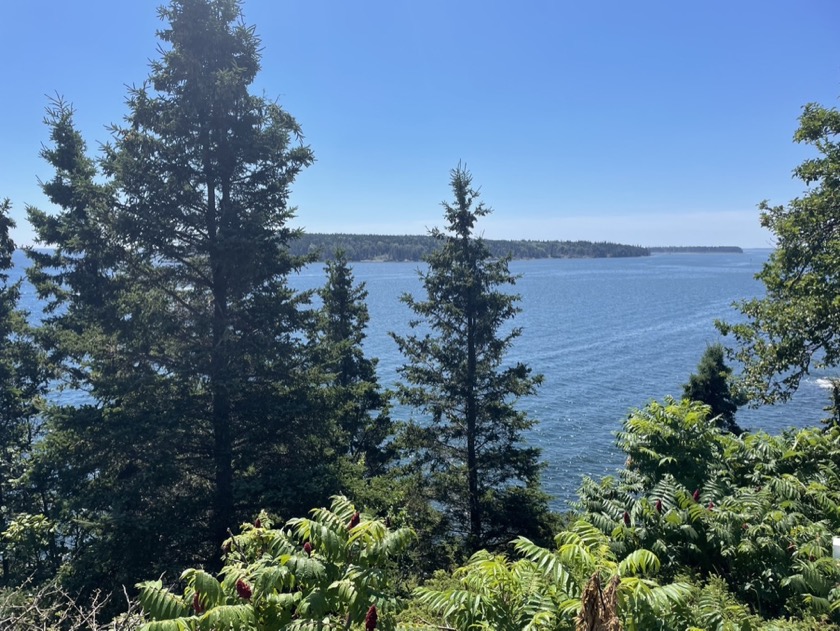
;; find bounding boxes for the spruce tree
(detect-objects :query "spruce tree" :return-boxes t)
[26,98,214,595]
[392,165,548,552]
[107,0,317,549]
[683,343,743,434]
[316,251,393,477]
[26,0,320,590]
[0,200,51,585]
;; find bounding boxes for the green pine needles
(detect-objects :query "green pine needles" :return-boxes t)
[391,165,549,554]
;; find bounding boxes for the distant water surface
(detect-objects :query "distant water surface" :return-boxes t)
[15,250,831,508]
[293,250,832,507]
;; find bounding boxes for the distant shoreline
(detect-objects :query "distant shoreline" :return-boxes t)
[288,233,743,262]
[17,242,745,264]
[647,246,743,254]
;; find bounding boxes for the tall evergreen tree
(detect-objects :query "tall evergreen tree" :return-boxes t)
[0,200,51,585]
[316,251,393,477]
[391,165,548,553]
[683,343,743,434]
[26,0,319,591]
[26,99,202,593]
[107,0,317,548]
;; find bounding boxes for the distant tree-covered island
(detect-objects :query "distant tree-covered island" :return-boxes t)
[648,245,744,253]
[290,233,650,261]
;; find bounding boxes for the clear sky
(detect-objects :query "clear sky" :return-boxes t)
[2,1,839,248]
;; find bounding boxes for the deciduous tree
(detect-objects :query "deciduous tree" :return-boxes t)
[719,101,840,404]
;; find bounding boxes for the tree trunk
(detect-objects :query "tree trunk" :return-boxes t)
[207,176,234,563]
[577,573,622,631]
[466,301,481,551]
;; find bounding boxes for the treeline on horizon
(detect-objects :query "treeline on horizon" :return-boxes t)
[18,240,744,263]
[290,233,650,261]
[648,245,744,254]
[289,234,744,262]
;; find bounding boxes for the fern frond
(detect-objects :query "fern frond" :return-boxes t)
[617,549,661,577]
[182,569,225,609]
[197,604,255,631]
[137,580,191,621]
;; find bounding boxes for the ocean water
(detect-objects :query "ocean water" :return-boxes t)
[292,250,834,507]
[14,249,832,508]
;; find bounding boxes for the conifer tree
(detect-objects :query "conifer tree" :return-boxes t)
[0,200,51,585]
[25,0,319,590]
[105,0,316,549]
[316,251,393,477]
[392,165,548,552]
[683,343,743,434]
[26,100,204,593]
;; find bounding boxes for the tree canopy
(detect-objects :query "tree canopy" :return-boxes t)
[0,200,50,586]
[289,233,650,262]
[719,102,840,404]
[315,251,393,478]
[3,1,840,628]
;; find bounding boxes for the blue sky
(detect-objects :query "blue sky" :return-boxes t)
[2,1,839,248]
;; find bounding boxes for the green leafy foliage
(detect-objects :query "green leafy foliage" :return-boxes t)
[5,8,840,630]
[718,100,840,404]
[403,398,840,629]
[580,397,840,622]
[403,519,692,631]
[137,497,414,630]
[615,397,727,492]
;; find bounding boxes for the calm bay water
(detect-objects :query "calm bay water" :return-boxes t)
[292,250,833,507]
[15,249,831,508]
